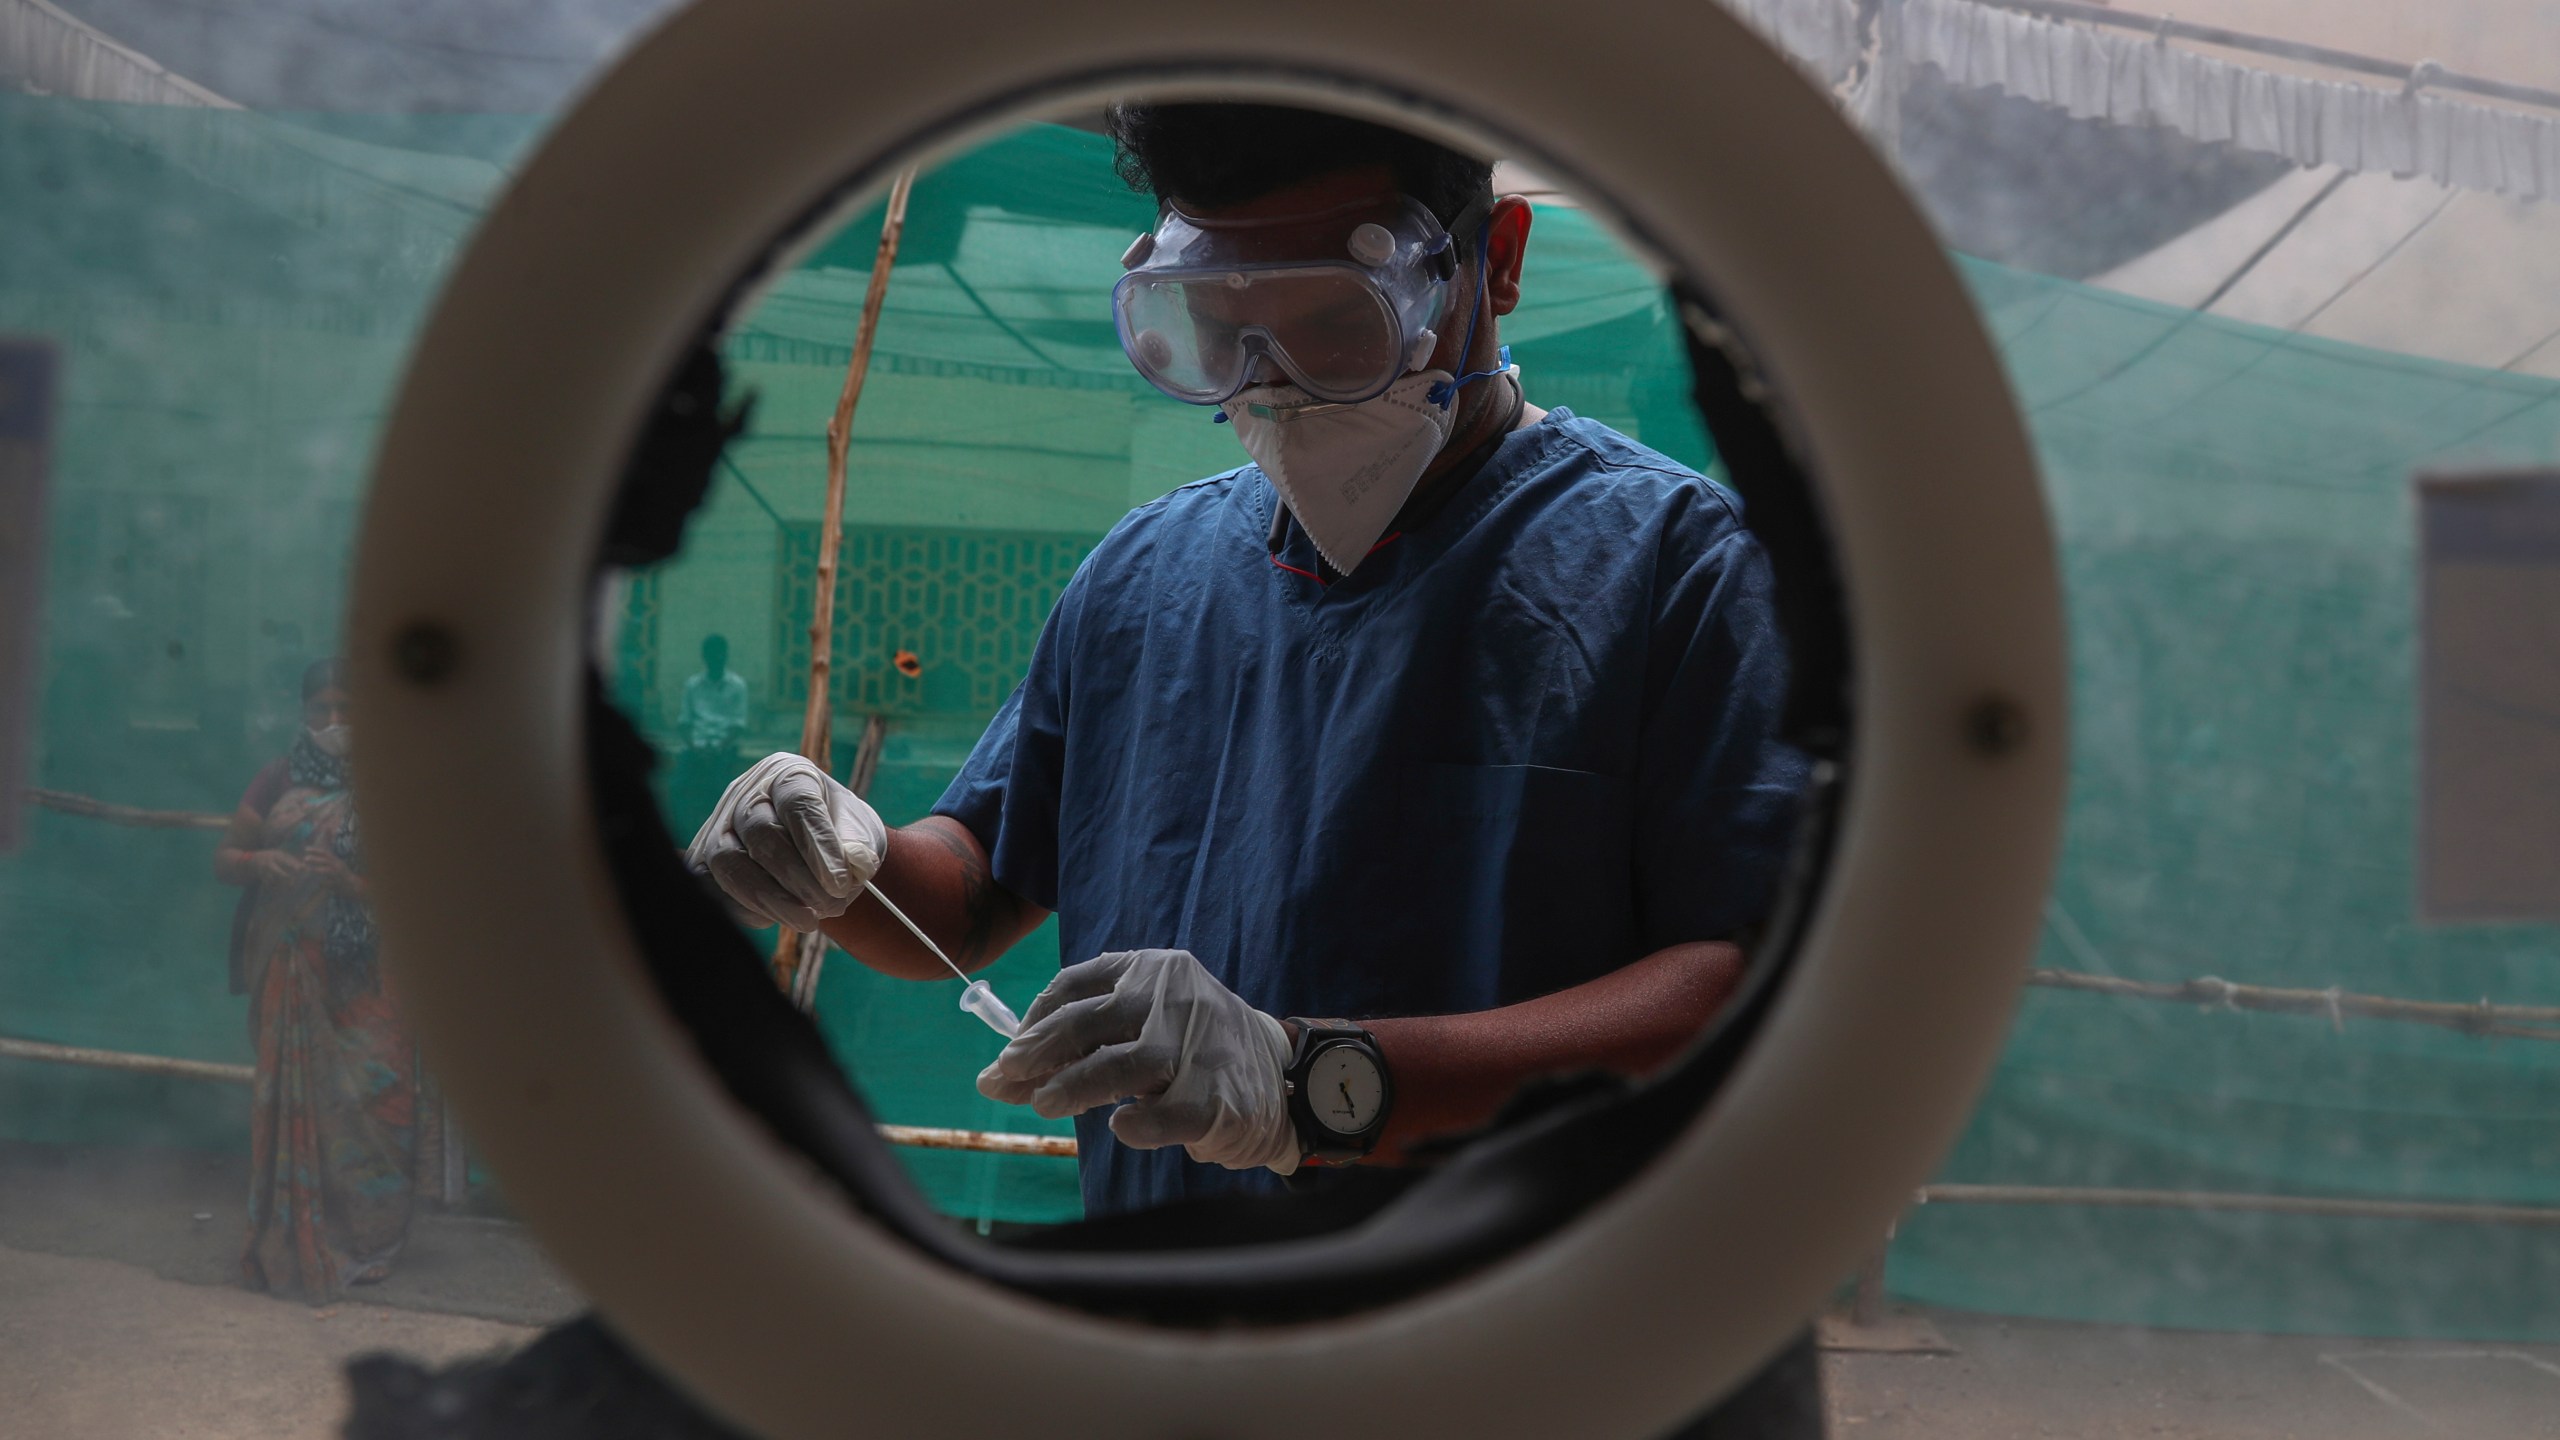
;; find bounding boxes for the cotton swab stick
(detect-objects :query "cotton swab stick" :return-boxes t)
[862,880,1020,1036]
[863,879,964,980]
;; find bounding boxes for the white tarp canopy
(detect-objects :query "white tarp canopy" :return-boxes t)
[1882,0,2560,204]
[1710,0,2560,380]
[2094,164,2560,377]
[13,0,2559,377]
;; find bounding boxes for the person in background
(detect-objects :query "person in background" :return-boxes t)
[673,633,752,834]
[214,658,417,1301]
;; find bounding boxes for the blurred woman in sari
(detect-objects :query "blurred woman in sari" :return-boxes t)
[213,658,416,1301]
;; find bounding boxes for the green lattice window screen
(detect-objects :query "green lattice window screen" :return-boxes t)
[611,569,663,726]
[775,525,1096,719]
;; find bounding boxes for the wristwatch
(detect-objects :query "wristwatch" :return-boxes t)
[1281,1017,1393,1165]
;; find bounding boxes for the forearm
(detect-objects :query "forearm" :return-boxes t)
[1360,941,1745,1163]
[212,808,264,885]
[819,815,1047,981]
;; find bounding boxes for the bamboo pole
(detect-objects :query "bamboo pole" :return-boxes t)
[20,788,228,830]
[802,166,917,773]
[1,1035,1077,1157]
[0,1035,254,1084]
[50,1029,2560,1200]
[876,1124,1078,1159]
[785,716,898,1008]
[46,1034,2560,1191]
[2026,967,2560,1041]
[1915,1183,2560,1228]
[847,713,890,799]
[772,165,918,1000]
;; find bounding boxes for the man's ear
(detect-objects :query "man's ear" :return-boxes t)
[1486,195,1534,317]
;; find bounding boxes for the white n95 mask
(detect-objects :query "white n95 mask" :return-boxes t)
[1227,369,1458,575]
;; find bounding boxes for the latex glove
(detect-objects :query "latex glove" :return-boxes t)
[685,752,888,932]
[977,949,1298,1174]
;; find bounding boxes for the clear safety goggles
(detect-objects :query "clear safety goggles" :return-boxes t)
[1112,195,1466,406]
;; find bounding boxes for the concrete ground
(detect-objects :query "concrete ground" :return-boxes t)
[1825,1309,2560,1438]
[0,1140,580,1328]
[11,1141,2560,1437]
[0,1140,578,1437]
[0,1242,534,1440]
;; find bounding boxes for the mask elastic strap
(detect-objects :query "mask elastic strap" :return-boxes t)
[1431,344,1514,410]
[1427,213,1507,410]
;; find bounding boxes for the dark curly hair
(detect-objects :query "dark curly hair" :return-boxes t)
[1104,102,1495,238]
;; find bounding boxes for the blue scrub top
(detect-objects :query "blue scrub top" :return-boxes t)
[936,410,1807,1216]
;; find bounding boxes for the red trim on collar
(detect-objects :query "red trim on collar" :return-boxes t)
[1268,531,1406,588]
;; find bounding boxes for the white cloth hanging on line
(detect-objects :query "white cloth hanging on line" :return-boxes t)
[1715,0,1867,93]
[0,0,234,107]
[1892,0,2560,203]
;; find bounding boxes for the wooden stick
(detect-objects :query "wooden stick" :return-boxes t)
[785,926,827,1011]
[783,719,894,1012]
[0,1035,1079,1157]
[802,166,917,770]
[876,1124,1078,1159]
[42,1033,2560,1197]
[773,166,919,999]
[0,1035,253,1083]
[1916,1182,2560,1228]
[2027,967,2560,1040]
[847,713,890,799]
[20,788,228,831]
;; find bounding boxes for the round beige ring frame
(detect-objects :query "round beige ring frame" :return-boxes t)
[351,1,2066,1435]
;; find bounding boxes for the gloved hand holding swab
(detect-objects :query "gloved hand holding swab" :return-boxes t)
[681,753,1016,1034]
[860,878,1020,1037]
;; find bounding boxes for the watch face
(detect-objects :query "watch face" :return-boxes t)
[1306,1043,1385,1136]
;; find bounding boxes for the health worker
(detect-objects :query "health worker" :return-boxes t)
[691,103,1807,1215]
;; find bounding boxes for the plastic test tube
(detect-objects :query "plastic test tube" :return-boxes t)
[861,880,1020,1037]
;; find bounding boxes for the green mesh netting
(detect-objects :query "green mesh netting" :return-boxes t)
[5,94,2560,1331]
[1896,259,2560,1338]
